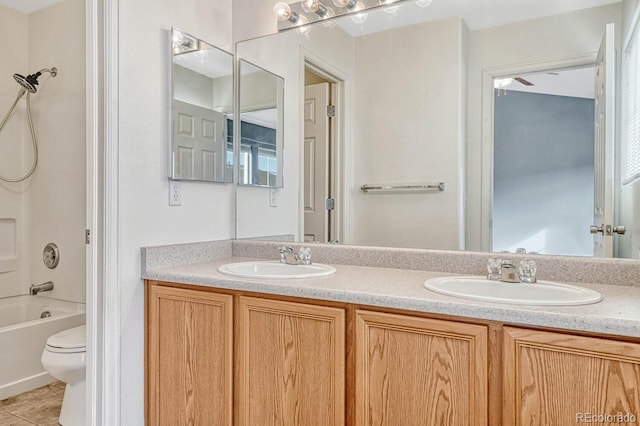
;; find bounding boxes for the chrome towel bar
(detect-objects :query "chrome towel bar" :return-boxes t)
[360,182,445,193]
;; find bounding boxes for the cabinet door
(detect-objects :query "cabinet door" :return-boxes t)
[503,327,640,425]
[356,310,488,426]
[147,285,233,426]
[237,296,345,426]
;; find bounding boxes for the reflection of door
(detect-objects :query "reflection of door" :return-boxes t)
[592,23,618,257]
[173,100,226,181]
[303,83,330,243]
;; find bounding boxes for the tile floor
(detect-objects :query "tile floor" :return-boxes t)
[0,382,64,426]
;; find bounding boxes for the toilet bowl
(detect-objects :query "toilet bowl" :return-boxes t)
[41,325,86,426]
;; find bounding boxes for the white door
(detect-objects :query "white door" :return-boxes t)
[173,100,226,181]
[592,23,622,257]
[303,83,330,243]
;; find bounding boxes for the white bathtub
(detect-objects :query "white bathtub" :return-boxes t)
[0,295,85,400]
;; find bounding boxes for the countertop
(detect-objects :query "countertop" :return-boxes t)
[143,256,640,339]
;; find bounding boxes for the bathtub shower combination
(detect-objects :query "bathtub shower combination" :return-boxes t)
[0,295,84,400]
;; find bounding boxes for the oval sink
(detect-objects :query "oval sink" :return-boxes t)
[218,261,336,279]
[424,276,602,306]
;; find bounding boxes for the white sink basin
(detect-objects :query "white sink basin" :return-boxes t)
[423,276,602,306]
[218,261,336,279]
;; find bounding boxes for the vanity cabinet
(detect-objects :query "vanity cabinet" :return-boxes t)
[503,327,640,425]
[147,285,233,426]
[145,281,640,426]
[355,310,488,426]
[236,296,345,425]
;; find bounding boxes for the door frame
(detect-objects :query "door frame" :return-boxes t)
[480,54,597,252]
[299,48,350,244]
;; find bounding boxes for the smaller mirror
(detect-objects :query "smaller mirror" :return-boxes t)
[170,28,234,182]
[238,59,284,187]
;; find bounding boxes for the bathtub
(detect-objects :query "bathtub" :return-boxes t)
[0,295,85,400]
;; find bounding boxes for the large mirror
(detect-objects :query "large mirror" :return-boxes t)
[238,60,284,187]
[235,0,640,259]
[170,28,234,182]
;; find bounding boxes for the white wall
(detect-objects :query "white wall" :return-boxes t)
[350,17,467,250]
[465,4,622,251]
[0,6,28,298]
[118,0,233,422]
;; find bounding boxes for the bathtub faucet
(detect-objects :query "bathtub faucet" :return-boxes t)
[30,281,54,295]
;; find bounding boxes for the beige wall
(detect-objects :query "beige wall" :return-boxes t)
[350,17,467,249]
[27,0,86,303]
[0,6,28,298]
[0,2,86,302]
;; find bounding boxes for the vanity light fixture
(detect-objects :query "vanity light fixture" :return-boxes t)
[172,29,199,54]
[275,0,432,31]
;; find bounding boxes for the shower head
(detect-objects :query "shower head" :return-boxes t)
[13,73,38,93]
[12,67,58,94]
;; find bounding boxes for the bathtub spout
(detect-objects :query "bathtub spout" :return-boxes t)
[30,281,54,295]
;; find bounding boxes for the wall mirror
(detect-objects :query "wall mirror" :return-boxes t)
[235,0,639,260]
[237,59,284,187]
[170,28,234,182]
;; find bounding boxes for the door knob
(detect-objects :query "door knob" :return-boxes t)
[590,225,603,234]
[613,225,626,235]
[590,224,626,235]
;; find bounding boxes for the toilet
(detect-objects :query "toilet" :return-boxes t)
[41,325,86,426]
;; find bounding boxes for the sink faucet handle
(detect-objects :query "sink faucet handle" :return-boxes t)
[518,258,537,283]
[298,247,312,265]
[486,257,502,281]
[278,246,294,263]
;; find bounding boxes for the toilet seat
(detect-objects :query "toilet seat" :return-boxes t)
[46,325,86,354]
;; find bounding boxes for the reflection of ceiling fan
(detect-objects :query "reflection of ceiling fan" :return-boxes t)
[513,76,534,86]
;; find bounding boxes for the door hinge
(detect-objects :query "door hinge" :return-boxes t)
[325,198,335,211]
[326,105,335,118]
[85,229,91,244]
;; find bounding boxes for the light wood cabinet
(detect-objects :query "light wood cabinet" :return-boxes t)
[147,285,233,426]
[355,310,489,426]
[145,281,640,426]
[236,296,346,426]
[503,326,640,425]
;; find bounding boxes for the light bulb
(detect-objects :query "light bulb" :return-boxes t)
[301,0,318,13]
[296,15,311,34]
[350,1,368,23]
[273,2,293,20]
[415,0,432,7]
[322,6,337,27]
[332,0,357,9]
[380,0,399,13]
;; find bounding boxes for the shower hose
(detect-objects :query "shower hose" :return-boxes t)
[0,89,38,183]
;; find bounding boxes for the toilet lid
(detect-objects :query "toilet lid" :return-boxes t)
[46,325,86,353]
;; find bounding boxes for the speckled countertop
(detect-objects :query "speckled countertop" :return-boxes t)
[143,254,640,339]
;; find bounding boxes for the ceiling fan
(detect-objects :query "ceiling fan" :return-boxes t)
[513,76,534,86]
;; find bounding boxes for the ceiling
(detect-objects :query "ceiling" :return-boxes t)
[0,0,61,14]
[338,0,621,36]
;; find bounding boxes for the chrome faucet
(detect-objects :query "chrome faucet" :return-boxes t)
[486,257,537,284]
[500,260,520,283]
[30,281,54,295]
[278,246,312,265]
